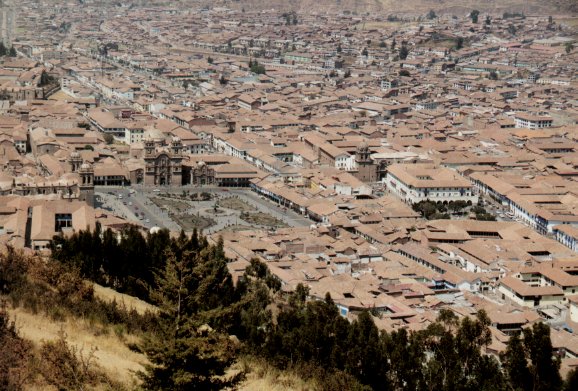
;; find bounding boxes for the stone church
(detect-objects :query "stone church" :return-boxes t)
[144,138,184,186]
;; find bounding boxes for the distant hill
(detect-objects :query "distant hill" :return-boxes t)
[229,0,578,15]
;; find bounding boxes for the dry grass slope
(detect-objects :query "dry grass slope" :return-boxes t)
[9,306,147,388]
[235,357,320,391]
[92,283,158,315]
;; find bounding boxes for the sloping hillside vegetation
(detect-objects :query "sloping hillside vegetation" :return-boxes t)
[2,228,578,390]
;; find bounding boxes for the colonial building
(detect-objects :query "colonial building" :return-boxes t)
[386,164,477,204]
[189,161,216,186]
[144,138,184,186]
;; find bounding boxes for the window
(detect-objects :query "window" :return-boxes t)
[55,213,72,232]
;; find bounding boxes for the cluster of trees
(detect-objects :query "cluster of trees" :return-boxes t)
[455,37,465,50]
[413,200,468,219]
[51,225,181,300]
[248,59,266,75]
[259,296,578,391]
[282,12,298,25]
[0,42,17,58]
[412,200,497,221]
[471,205,497,221]
[98,42,119,57]
[10,227,570,390]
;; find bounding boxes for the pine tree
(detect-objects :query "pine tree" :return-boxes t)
[139,249,238,391]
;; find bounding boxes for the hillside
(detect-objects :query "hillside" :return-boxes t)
[9,306,147,388]
[227,0,578,15]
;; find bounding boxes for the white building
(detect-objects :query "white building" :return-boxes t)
[124,125,144,145]
[386,164,477,204]
[514,112,553,129]
[498,276,564,308]
[553,225,578,253]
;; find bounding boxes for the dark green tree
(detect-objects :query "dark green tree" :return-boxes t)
[524,323,562,391]
[139,247,238,391]
[344,311,388,390]
[288,282,309,308]
[250,60,266,75]
[470,10,480,23]
[427,10,437,20]
[456,37,464,50]
[39,71,55,87]
[421,309,504,391]
[508,24,517,35]
[502,332,532,391]
[564,368,578,391]
[383,328,425,390]
[502,323,562,391]
[399,45,409,60]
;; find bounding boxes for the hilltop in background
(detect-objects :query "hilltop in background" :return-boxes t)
[205,0,578,15]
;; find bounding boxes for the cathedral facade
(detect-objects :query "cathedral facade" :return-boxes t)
[144,138,184,186]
